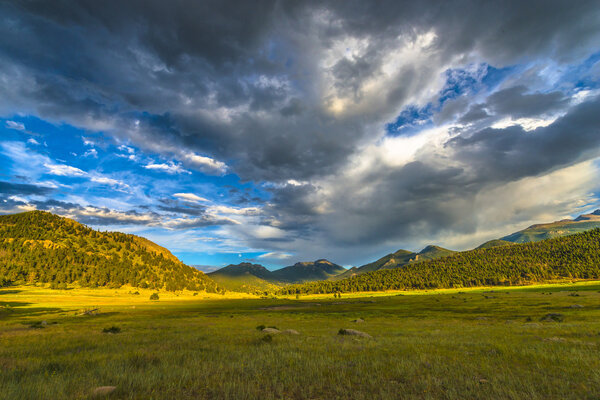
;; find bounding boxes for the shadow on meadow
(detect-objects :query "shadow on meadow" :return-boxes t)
[0,300,64,319]
[0,290,23,296]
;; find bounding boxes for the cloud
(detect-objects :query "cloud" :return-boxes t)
[0,1,599,265]
[90,176,130,190]
[83,148,98,158]
[258,251,293,260]
[0,181,54,196]
[143,162,191,174]
[27,138,40,145]
[173,193,209,203]
[43,163,87,177]
[5,120,25,130]
[182,152,227,174]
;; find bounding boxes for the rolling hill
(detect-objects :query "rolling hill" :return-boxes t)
[335,245,456,280]
[0,211,219,292]
[207,263,280,293]
[278,228,600,295]
[270,259,346,283]
[208,259,347,291]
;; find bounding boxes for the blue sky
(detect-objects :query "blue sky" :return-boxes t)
[1,1,600,270]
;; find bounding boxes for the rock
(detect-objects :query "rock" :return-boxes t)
[544,337,566,342]
[352,318,365,323]
[570,304,584,308]
[91,386,116,397]
[478,378,489,384]
[262,328,281,334]
[338,328,372,338]
[540,313,564,322]
[282,329,299,335]
[41,321,48,326]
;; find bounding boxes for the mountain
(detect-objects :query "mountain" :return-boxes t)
[208,262,280,293]
[279,228,600,295]
[270,259,346,283]
[342,245,456,278]
[501,210,600,243]
[0,211,219,292]
[208,259,347,291]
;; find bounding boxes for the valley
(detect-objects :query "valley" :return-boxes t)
[2,282,600,399]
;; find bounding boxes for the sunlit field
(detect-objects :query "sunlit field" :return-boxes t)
[2,282,600,399]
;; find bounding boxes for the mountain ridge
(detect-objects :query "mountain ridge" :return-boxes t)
[500,210,600,243]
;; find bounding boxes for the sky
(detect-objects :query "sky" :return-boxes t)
[1,1,600,270]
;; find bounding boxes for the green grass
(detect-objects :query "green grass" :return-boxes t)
[1,283,600,399]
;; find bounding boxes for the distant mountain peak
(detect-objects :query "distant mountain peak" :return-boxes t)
[419,245,444,253]
[502,210,600,243]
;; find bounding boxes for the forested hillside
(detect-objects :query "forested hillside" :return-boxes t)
[279,229,600,295]
[0,211,219,292]
[208,262,280,293]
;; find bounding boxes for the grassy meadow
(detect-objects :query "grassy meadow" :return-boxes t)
[1,283,600,399]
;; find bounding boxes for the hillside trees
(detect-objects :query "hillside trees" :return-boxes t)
[279,229,600,295]
[0,211,219,292]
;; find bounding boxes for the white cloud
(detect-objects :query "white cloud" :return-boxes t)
[118,145,135,153]
[83,148,98,158]
[27,138,40,145]
[208,205,261,216]
[144,162,191,174]
[258,251,293,260]
[173,193,209,203]
[491,116,559,131]
[90,176,130,190]
[5,120,25,131]
[182,152,227,174]
[44,162,87,177]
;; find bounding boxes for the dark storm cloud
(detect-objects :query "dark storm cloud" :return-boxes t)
[450,95,600,182]
[0,181,54,196]
[259,94,600,252]
[458,104,490,124]
[1,0,598,182]
[439,86,569,125]
[156,198,208,217]
[2,0,600,262]
[484,86,569,118]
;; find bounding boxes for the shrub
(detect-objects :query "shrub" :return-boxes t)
[256,325,266,331]
[261,334,273,343]
[102,326,121,334]
[150,293,159,301]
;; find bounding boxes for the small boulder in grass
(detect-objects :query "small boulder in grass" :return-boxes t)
[282,329,299,335]
[91,386,116,397]
[540,313,564,322]
[262,327,281,334]
[338,328,372,338]
[352,318,365,323]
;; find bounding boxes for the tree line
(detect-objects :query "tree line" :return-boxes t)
[278,229,600,295]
